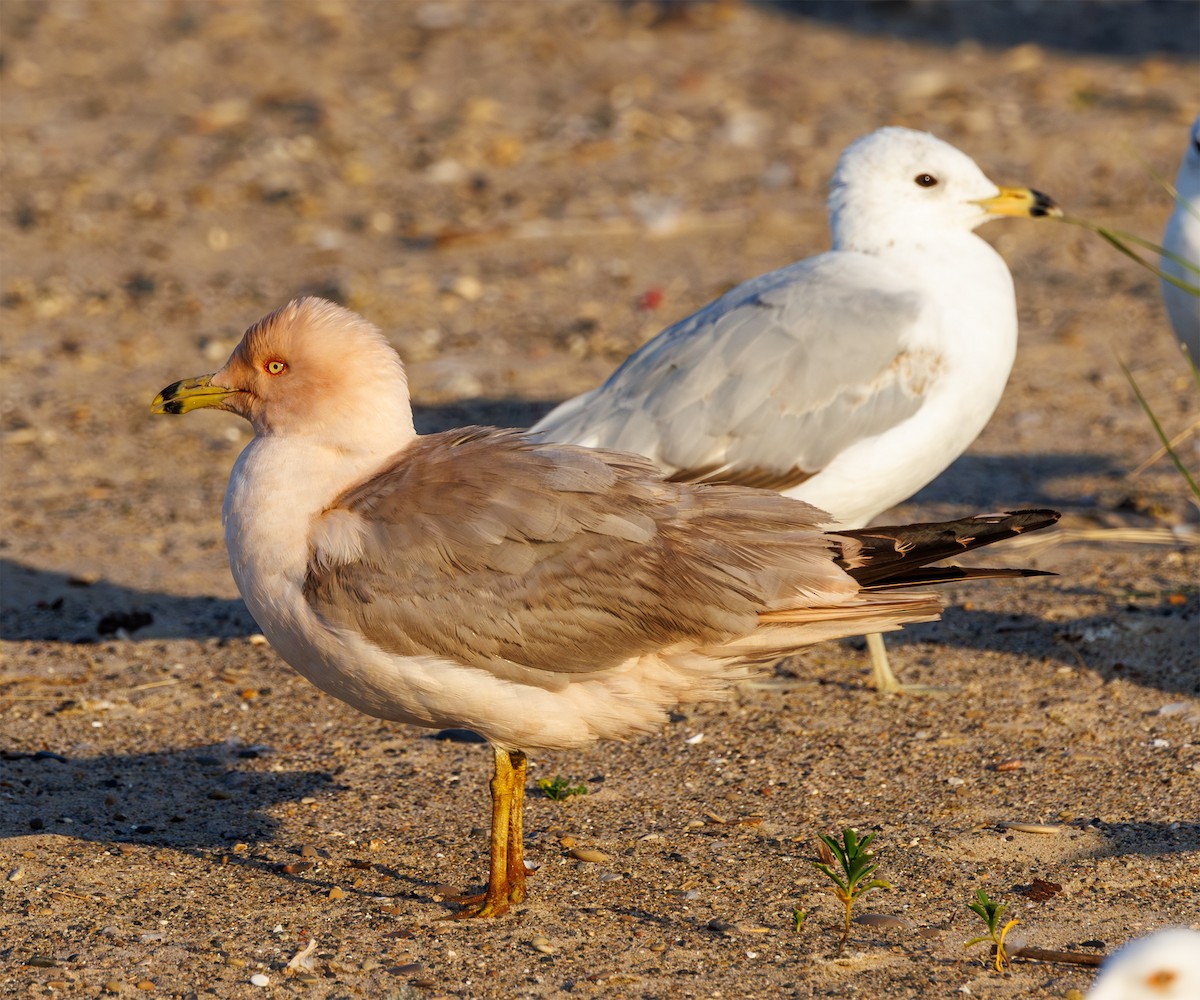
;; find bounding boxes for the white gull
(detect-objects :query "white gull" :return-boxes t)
[533,126,1061,693]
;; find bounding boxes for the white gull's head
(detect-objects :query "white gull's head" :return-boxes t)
[827,126,1059,253]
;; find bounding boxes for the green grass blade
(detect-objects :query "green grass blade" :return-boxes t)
[1118,356,1200,500]
[1058,215,1200,294]
[1126,141,1200,225]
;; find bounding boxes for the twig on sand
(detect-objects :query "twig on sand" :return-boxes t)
[1013,945,1105,968]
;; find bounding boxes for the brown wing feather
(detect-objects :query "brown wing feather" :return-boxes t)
[665,463,815,492]
[303,428,849,675]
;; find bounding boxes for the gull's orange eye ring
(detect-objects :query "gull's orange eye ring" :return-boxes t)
[264,359,288,375]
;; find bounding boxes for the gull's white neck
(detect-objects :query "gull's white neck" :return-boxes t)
[844,227,1016,350]
[832,213,989,257]
[222,432,409,634]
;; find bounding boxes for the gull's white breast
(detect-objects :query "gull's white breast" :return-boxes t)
[789,235,1018,528]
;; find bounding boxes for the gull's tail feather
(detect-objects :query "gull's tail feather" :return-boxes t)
[832,509,1061,590]
[736,510,1059,656]
[744,592,942,662]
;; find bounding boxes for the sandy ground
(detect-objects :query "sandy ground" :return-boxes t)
[1,1,1198,997]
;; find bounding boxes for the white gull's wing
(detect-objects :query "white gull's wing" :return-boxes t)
[302,428,861,678]
[532,252,940,490]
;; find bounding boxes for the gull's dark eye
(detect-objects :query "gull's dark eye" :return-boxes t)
[914,173,938,188]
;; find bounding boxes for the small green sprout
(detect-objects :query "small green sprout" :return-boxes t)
[965,889,1021,971]
[535,775,589,801]
[791,908,807,932]
[811,828,891,955]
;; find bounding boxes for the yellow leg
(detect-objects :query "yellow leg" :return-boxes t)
[867,632,901,694]
[505,750,527,904]
[866,631,950,695]
[453,746,527,918]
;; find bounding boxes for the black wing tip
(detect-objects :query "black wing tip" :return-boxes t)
[865,508,1062,537]
[865,566,1059,591]
[837,509,1063,588]
[1002,508,1060,523]
[966,508,1061,527]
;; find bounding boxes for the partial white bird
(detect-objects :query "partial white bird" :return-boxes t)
[151,298,1057,917]
[1161,114,1200,364]
[1086,927,1200,1000]
[533,126,1061,694]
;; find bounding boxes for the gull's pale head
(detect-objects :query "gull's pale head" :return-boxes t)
[152,297,415,451]
[828,126,1060,252]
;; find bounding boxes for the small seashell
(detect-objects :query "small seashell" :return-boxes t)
[530,935,555,955]
[567,847,609,863]
[286,940,317,971]
[1156,702,1190,716]
[249,972,270,987]
[448,275,484,302]
[998,822,1061,835]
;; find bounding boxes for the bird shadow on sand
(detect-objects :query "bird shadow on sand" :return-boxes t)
[754,0,1198,57]
[824,599,1198,699]
[0,742,333,851]
[0,558,254,642]
[906,452,1129,513]
[411,396,555,434]
[0,744,455,900]
[1086,820,1200,860]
